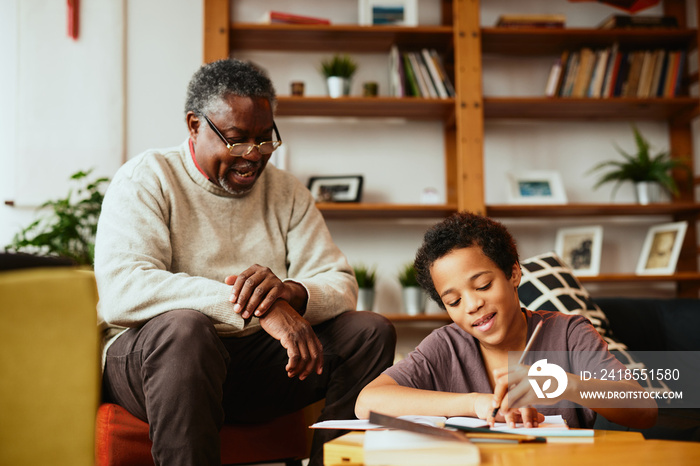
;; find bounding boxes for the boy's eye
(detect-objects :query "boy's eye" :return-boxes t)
[477,282,492,291]
[446,298,461,308]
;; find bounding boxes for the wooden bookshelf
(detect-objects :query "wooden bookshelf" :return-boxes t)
[204,0,700,297]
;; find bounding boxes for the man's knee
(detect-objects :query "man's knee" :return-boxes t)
[143,309,228,369]
[331,311,397,353]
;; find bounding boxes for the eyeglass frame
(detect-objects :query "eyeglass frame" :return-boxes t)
[202,114,282,157]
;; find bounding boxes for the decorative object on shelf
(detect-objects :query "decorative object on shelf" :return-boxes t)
[507,170,567,205]
[5,169,110,266]
[554,226,603,277]
[290,81,305,96]
[636,221,688,275]
[363,81,379,97]
[567,0,660,14]
[308,175,364,203]
[259,10,331,25]
[588,124,691,204]
[320,54,358,98]
[597,14,678,29]
[353,264,377,311]
[495,14,566,28]
[420,187,440,205]
[358,0,417,26]
[398,262,424,315]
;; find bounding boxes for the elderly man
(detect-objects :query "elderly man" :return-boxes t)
[95,58,396,466]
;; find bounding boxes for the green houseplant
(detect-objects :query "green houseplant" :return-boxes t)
[353,264,377,311]
[5,170,110,266]
[588,125,691,204]
[320,54,358,98]
[398,262,423,315]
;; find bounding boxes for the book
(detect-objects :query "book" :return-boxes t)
[259,10,331,25]
[408,52,436,98]
[560,51,580,97]
[587,48,610,98]
[428,49,456,97]
[389,45,404,97]
[601,43,620,98]
[364,429,480,466]
[496,14,565,28]
[598,14,678,29]
[421,48,449,98]
[402,52,421,97]
[571,48,595,97]
[544,57,564,97]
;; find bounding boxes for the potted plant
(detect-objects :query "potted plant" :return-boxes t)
[320,54,358,98]
[588,125,691,204]
[5,170,110,266]
[398,262,424,315]
[353,264,377,311]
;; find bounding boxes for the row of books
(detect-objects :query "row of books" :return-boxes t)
[545,45,686,99]
[389,46,455,98]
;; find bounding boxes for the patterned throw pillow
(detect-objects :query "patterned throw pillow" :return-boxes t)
[518,251,670,394]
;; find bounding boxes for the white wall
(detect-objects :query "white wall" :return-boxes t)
[1,0,697,318]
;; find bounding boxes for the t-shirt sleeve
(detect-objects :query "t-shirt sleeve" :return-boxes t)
[383,330,448,390]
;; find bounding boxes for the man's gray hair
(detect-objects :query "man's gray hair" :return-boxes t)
[185,59,277,117]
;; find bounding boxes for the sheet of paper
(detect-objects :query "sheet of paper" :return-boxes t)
[310,419,383,430]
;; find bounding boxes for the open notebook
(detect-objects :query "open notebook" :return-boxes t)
[312,414,594,438]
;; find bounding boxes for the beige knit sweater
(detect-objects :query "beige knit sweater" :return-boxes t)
[95,140,357,363]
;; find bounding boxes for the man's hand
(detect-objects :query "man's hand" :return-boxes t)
[226,264,307,319]
[258,300,323,380]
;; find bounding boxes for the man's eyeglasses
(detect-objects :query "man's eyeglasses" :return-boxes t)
[203,115,282,157]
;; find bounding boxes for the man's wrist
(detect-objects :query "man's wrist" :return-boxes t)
[283,280,308,315]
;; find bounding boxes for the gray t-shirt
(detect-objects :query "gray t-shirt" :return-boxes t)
[384,309,626,428]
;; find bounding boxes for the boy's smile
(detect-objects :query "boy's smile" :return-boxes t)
[430,246,526,352]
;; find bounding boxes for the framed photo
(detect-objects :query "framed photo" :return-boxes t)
[555,226,603,276]
[507,170,567,204]
[636,221,688,275]
[307,175,364,203]
[358,0,418,26]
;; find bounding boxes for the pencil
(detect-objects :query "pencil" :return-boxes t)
[491,320,543,419]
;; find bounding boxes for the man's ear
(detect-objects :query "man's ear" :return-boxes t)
[186,111,201,140]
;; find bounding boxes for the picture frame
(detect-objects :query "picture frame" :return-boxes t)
[555,226,603,276]
[636,221,688,275]
[307,175,364,203]
[507,170,567,204]
[358,0,418,26]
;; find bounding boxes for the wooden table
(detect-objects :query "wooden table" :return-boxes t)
[324,430,700,465]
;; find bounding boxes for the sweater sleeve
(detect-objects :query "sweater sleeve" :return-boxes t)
[94,155,247,332]
[282,176,357,325]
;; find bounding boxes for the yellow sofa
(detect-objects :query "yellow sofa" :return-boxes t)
[0,265,100,466]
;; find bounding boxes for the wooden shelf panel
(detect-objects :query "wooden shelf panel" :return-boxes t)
[488,203,700,218]
[230,24,454,53]
[276,96,455,120]
[482,27,697,56]
[580,272,700,283]
[315,203,458,220]
[484,97,699,121]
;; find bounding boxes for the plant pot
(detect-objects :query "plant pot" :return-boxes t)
[634,181,663,205]
[401,286,425,316]
[326,76,350,98]
[357,288,375,311]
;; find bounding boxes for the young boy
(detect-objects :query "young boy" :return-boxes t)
[355,212,657,429]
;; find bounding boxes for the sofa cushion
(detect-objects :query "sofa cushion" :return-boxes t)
[518,252,671,394]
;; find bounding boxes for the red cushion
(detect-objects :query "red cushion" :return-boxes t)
[95,403,308,466]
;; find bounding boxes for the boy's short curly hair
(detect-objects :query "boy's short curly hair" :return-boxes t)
[184,59,277,118]
[414,211,519,309]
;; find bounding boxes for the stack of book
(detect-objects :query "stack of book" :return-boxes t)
[545,44,686,98]
[495,14,566,28]
[389,46,455,99]
[597,14,678,29]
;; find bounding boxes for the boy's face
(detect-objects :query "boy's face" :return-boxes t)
[430,246,523,350]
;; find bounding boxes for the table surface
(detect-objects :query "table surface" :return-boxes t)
[324,430,700,466]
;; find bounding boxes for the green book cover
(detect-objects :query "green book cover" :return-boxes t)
[402,52,421,97]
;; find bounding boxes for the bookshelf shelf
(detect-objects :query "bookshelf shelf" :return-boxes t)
[276,96,455,121]
[482,27,697,56]
[380,313,451,323]
[230,23,454,53]
[487,203,700,218]
[579,272,700,283]
[315,203,458,220]
[484,97,699,121]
